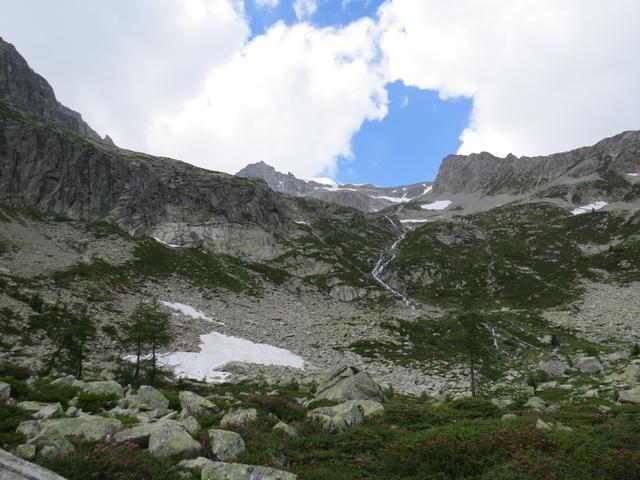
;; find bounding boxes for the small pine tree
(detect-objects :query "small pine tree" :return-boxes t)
[66,305,96,379]
[123,300,174,385]
[454,311,496,397]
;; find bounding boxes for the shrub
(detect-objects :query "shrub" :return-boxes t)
[244,395,306,423]
[25,380,79,409]
[0,403,31,448]
[631,344,640,357]
[0,362,33,380]
[42,441,189,480]
[527,369,550,388]
[447,396,501,419]
[76,392,119,413]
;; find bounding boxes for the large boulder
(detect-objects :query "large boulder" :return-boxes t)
[314,366,384,403]
[0,447,68,480]
[307,401,364,433]
[201,461,297,480]
[23,416,123,445]
[624,361,640,384]
[16,402,62,419]
[537,360,569,377]
[0,381,10,400]
[114,423,158,447]
[574,356,603,374]
[179,390,219,417]
[126,386,170,415]
[209,429,246,461]
[220,408,258,428]
[618,387,640,404]
[80,380,124,398]
[343,399,384,417]
[148,420,201,459]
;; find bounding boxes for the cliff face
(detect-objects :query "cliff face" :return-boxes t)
[0,37,103,142]
[432,131,640,199]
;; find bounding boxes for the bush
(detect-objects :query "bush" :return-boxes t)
[447,396,501,418]
[76,392,119,413]
[25,380,79,409]
[244,395,306,423]
[42,441,190,480]
[0,362,33,380]
[527,369,550,388]
[0,403,31,448]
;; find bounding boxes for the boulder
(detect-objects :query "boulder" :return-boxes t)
[624,361,640,384]
[307,401,364,433]
[179,415,200,436]
[221,361,251,375]
[201,461,297,480]
[315,366,384,403]
[536,381,559,391]
[209,429,246,461]
[148,420,201,459]
[179,390,219,417]
[0,447,68,480]
[536,419,552,430]
[16,402,63,419]
[15,444,37,461]
[537,360,569,377]
[603,351,629,363]
[38,439,75,460]
[574,356,603,374]
[126,386,170,415]
[114,423,158,447]
[81,380,124,398]
[220,408,258,428]
[177,457,215,475]
[618,387,640,404]
[50,376,77,387]
[24,416,123,445]
[0,381,10,400]
[342,399,384,417]
[524,397,547,410]
[272,421,298,437]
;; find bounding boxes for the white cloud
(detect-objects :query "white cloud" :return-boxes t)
[379,0,640,157]
[293,0,318,21]
[255,0,279,8]
[0,0,248,148]
[149,19,388,178]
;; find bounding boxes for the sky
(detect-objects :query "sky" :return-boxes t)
[1,0,639,186]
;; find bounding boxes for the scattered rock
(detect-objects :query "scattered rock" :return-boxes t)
[179,390,219,417]
[574,356,603,374]
[536,381,558,391]
[0,381,10,400]
[307,401,364,433]
[16,402,62,419]
[618,387,640,404]
[148,420,201,459]
[603,351,629,363]
[525,397,547,410]
[537,360,569,377]
[25,416,123,445]
[201,461,297,480]
[315,366,385,403]
[126,386,170,415]
[80,380,124,398]
[272,421,298,437]
[209,429,246,461]
[220,408,258,428]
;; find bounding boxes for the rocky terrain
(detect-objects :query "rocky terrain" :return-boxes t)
[237,161,433,212]
[1,34,640,480]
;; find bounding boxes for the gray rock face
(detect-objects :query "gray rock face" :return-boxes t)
[315,366,385,403]
[0,447,67,480]
[209,429,246,461]
[432,131,640,200]
[0,37,102,141]
[237,161,432,213]
[201,461,297,480]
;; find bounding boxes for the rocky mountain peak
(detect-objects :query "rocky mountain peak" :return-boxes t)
[0,36,103,141]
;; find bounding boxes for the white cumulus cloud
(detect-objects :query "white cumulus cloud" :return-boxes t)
[379,0,640,157]
[149,19,388,178]
[293,0,319,21]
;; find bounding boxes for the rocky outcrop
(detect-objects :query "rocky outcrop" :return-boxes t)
[179,390,219,417]
[431,130,640,201]
[220,408,258,428]
[208,429,246,461]
[307,401,364,433]
[0,37,102,141]
[314,366,385,403]
[0,447,67,480]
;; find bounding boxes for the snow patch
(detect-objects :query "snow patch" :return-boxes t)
[374,194,412,203]
[310,176,337,187]
[294,220,309,225]
[400,219,430,224]
[571,201,608,215]
[421,200,452,210]
[627,172,639,177]
[160,301,223,325]
[153,237,183,249]
[161,331,305,382]
[422,185,433,196]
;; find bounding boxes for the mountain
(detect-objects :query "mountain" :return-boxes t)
[237,161,433,212]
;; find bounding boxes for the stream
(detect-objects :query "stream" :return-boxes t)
[371,216,415,309]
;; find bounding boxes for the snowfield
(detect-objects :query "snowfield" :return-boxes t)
[400,219,430,224]
[161,331,305,382]
[571,201,608,215]
[421,200,452,210]
[627,172,639,177]
[153,237,183,248]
